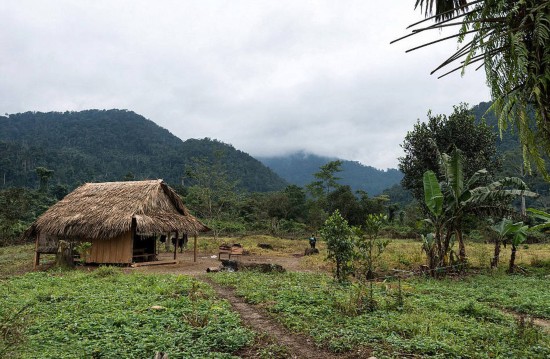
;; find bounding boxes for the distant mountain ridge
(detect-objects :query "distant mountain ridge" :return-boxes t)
[0,109,404,195]
[0,110,287,192]
[259,152,403,195]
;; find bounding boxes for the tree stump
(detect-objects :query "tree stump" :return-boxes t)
[220,259,239,271]
[55,240,74,268]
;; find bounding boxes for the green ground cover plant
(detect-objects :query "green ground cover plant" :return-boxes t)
[0,244,38,279]
[0,269,253,358]
[211,271,550,358]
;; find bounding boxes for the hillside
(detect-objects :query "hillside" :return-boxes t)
[0,110,287,192]
[259,152,403,196]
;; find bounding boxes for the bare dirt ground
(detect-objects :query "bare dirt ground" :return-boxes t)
[130,250,314,275]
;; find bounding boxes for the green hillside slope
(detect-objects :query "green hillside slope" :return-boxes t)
[0,110,287,192]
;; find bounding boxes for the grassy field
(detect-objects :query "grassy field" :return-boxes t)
[1,236,549,358]
[0,268,253,358]
[211,271,550,358]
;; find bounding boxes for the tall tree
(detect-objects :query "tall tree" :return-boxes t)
[184,151,240,238]
[307,160,343,199]
[35,167,54,193]
[307,160,344,215]
[398,0,550,175]
[399,104,498,201]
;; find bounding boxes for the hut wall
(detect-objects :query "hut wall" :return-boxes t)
[87,231,132,264]
[37,233,59,254]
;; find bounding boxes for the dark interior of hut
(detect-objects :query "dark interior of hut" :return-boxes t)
[132,234,157,262]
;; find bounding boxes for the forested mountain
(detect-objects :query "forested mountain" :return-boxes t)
[0,110,287,192]
[258,152,403,195]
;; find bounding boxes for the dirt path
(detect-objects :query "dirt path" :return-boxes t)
[199,275,358,359]
[499,308,550,333]
[132,252,358,357]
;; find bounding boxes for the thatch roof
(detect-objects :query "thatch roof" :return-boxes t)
[26,179,209,240]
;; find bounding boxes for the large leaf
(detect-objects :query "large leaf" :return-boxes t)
[527,208,550,221]
[492,218,528,244]
[470,175,537,204]
[527,208,550,231]
[446,148,464,204]
[508,223,528,246]
[465,168,488,189]
[423,170,443,217]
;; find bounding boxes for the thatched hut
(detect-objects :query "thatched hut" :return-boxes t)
[26,179,209,267]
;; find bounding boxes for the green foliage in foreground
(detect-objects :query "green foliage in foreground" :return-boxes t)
[0,269,253,358]
[212,271,550,358]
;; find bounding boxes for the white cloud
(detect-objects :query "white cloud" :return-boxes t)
[0,1,489,169]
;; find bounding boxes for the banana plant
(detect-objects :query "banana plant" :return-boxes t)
[423,146,537,270]
[490,218,528,270]
[422,170,447,271]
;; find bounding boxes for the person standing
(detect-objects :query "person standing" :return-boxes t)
[309,235,317,249]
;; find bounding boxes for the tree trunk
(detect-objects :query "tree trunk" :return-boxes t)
[55,240,74,268]
[491,239,501,268]
[441,231,452,267]
[457,230,466,265]
[508,244,517,273]
[436,229,444,268]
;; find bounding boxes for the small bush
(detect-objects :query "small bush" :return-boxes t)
[457,301,504,323]
[526,230,549,244]
[0,302,33,356]
[92,265,122,278]
[381,225,417,239]
[530,256,550,269]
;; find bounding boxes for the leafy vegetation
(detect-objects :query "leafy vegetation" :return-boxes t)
[0,270,253,358]
[0,188,55,246]
[319,210,355,282]
[212,271,550,358]
[422,147,536,270]
[402,0,550,177]
[399,104,499,201]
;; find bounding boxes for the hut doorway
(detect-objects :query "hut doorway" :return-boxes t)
[132,233,157,262]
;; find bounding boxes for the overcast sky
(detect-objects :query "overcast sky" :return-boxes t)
[1,1,490,169]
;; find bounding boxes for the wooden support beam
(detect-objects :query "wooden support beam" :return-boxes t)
[193,234,197,262]
[173,231,178,260]
[34,235,40,269]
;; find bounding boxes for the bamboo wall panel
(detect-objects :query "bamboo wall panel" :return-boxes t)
[87,232,132,264]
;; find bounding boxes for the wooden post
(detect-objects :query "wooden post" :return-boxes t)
[193,234,197,262]
[131,218,137,264]
[34,235,40,269]
[165,232,170,252]
[173,231,178,260]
